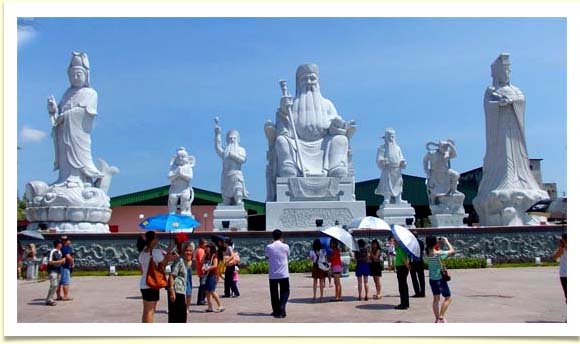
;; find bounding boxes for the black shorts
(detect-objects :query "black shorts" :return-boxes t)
[141,288,160,302]
[370,262,383,277]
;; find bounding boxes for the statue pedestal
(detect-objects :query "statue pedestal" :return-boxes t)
[25,182,112,233]
[429,214,467,228]
[213,204,248,231]
[474,188,549,226]
[266,177,366,231]
[377,202,416,226]
[428,192,467,227]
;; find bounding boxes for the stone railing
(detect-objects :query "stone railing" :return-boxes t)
[17,225,566,269]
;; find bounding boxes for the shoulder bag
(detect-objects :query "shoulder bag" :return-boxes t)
[146,251,168,289]
[438,254,451,282]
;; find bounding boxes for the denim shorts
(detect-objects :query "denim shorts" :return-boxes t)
[59,268,71,285]
[429,278,451,297]
[205,275,217,292]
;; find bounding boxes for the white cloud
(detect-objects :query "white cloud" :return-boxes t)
[17,18,36,47]
[20,126,47,143]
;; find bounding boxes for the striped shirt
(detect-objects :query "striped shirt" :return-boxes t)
[426,251,448,281]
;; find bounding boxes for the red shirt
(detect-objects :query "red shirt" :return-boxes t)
[330,249,341,267]
[195,247,205,277]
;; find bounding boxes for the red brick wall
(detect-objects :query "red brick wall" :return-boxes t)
[109,205,216,233]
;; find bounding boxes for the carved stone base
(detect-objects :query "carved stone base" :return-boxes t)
[266,200,366,231]
[377,202,416,226]
[213,204,248,231]
[25,180,112,233]
[429,214,467,228]
[474,188,549,226]
[26,221,110,233]
[429,192,465,215]
[276,176,356,202]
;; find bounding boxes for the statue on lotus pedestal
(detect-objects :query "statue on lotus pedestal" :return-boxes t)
[25,52,119,233]
[473,53,549,226]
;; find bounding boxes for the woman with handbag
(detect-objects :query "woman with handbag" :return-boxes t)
[137,231,176,323]
[308,239,328,302]
[425,236,455,323]
[354,239,370,301]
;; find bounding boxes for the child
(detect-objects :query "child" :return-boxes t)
[232,265,241,297]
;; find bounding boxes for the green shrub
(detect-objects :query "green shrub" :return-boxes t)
[428,257,487,269]
[247,261,269,274]
[288,259,312,273]
[348,259,356,272]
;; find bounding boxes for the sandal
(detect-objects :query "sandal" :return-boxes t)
[204,308,214,313]
[438,317,446,323]
[62,297,73,301]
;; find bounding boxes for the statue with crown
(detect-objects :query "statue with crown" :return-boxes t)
[24,52,119,233]
[473,53,549,226]
[264,63,365,230]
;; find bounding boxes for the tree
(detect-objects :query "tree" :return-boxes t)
[17,197,26,221]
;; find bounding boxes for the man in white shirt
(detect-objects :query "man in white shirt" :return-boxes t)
[265,229,290,318]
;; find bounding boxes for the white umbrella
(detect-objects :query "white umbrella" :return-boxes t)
[349,216,390,230]
[390,224,420,260]
[320,226,358,251]
[19,229,45,240]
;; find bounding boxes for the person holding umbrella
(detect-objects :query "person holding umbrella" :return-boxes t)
[394,239,411,310]
[329,239,343,302]
[390,224,421,310]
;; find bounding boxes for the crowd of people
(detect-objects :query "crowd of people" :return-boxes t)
[137,231,242,322]
[20,228,565,323]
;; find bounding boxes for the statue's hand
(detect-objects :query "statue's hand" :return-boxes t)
[400,160,407,169]
[214,125,221,136]
[278,96,293,117]
[47,95,58,114]
[499,97,512,106]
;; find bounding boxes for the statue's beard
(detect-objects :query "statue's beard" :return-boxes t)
[293,88,328,140]
[224,142,238,157]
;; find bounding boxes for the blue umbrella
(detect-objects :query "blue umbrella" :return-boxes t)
[139,213,199,232]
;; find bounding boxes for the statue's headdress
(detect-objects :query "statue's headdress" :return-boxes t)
[491,53,511,85]
[381,127,396,139]
[68,51,90,86]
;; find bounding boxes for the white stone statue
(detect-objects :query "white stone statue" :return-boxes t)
[423,140,466,227]
[168,147,195,215]
[214,117,249,206]
[264,63,356,201]
[48,52,103,187]
[473,53,549,226]
[423,139,461,204]
[375,128,407,205]
[24,52,118,233]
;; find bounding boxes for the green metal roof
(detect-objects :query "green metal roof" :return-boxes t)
[355,175,429,207]
[355,170,480,207]
[110,185,265,214]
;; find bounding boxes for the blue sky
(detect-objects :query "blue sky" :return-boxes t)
[16,17,567,201]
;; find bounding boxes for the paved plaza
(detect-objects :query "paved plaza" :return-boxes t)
[17,267,565,323]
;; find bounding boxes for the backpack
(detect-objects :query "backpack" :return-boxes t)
[316,250,330,271]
